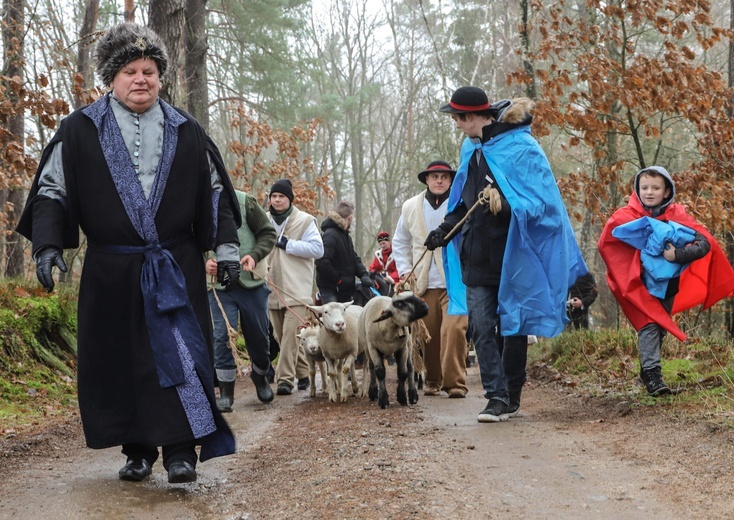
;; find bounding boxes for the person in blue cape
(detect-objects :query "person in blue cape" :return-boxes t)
[425,86,587,423]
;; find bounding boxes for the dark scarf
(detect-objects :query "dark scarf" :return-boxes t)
[270,204,294,225]
[425,189,450,210]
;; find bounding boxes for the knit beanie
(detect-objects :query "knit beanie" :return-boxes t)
[270,179,294,202]
[94,22,169,86]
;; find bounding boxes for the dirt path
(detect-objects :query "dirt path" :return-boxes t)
[1,365,732,519]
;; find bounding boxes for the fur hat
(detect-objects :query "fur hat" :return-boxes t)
[376,231,390,242]
[335,200,354,218]
[270,179,294,202]
[439,86,490,113]
[95,22,169,86]
[417,160,456,184]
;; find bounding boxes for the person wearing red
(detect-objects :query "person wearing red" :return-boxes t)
[369,231,399,284]
[599,166,734,395]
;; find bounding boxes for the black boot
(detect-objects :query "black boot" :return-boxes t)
[216,380,235,412]
[251,369,274,403]
[508,387,522,417]
[640,367,671,397]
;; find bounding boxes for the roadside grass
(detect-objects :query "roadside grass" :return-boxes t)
[0,279,79,435]
[531,327,734,427]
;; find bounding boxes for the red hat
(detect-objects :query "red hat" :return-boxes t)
[417,160,456,184]
[377,231,390,241]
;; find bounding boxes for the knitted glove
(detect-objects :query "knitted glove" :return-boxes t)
[276,235,289,250]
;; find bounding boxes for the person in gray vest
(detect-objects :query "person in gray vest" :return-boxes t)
[206,190,277,411]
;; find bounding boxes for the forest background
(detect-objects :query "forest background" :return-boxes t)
[1,0,734,338]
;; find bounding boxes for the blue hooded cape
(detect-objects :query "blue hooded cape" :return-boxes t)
[443,126,587,337]
[612,216,695,299]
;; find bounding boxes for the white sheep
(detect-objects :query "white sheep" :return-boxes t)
[296,324,328,398]
[357,292,429,409]
[307,301,365,403]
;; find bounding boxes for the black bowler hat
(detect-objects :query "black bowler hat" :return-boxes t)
[417,160,456,184]
[439,86,490,114]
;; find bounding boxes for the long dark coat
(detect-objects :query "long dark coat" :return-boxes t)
[17,96,240,459]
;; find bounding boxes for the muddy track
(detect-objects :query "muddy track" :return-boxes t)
[1,365,732,519]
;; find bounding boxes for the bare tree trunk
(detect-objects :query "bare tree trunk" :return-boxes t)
[3,0,26,278]
[124,0,135,22]
[726,0,734,338]
[519,0,536,99]
[148,0,185,106]
[184,0,209,131]
[74,0,99,109]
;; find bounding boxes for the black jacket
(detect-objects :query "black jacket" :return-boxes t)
[567,272,598,321]
[315,212,368,302]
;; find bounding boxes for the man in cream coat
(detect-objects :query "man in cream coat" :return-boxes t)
[265,179,324,396]
[392,161,469,398]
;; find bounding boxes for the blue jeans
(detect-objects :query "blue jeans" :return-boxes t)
[208,284,271,379]
[466,285,528,403]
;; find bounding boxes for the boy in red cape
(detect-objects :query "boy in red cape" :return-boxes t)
[599,166,734,396]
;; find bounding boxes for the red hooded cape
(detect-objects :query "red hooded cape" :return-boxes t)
[598,195,734,341]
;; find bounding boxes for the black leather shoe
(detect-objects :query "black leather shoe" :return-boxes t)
[297,377,310,391]
[167,461,197,484]
[276,383,293,396]
[119,459,152,482]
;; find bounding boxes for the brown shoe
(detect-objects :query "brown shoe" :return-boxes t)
[448,388,466,399]
[423,386,441,396]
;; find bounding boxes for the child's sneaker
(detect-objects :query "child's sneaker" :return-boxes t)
[640,367,671,397]
[478,399,509,422]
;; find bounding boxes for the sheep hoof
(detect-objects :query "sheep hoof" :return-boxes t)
[368,387,378,401]
[397,390,408,406]
[379,392,389,409]
[409,389,419,405]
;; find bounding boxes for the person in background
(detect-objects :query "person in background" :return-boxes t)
[426,87,587,422]
[266,179,324,396]
[599,166,734,396]
[315,200,373,304]
[369,231,400,284]
[392,160,469,399]
[206,189,277,411]
[566,272,598,330]
[16,22,241,484]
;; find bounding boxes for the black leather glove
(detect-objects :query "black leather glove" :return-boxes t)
[36,247,67,293]
[276,235,289,250]
[424,229,448,251]
[217,260,240,287]
[360,274,373,289]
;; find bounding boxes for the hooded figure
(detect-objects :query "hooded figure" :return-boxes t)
[599,166,734,342]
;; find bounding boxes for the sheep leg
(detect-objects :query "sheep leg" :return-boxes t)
[338,357,350,402]
[374,353,389,409]
[367,358,379,401]
[325,357,339,403]
[307,358,317,398]
[406,352,418,405]
[318,361,328,394]
[395,347,409,406]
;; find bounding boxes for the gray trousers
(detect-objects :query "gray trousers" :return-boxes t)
[637,296,674,371]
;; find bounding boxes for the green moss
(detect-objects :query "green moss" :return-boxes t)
[0,279,79,432]
[534,328,734,426]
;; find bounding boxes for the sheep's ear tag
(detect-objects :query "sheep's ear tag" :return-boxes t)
[398,326,407,339]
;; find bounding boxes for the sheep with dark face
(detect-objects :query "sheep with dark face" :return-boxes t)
[357,292,429,409]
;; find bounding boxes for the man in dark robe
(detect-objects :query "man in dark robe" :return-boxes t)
[16,22,241,485]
